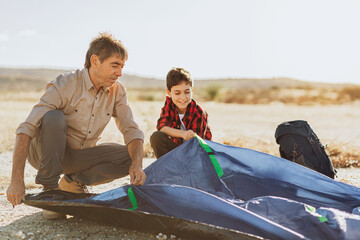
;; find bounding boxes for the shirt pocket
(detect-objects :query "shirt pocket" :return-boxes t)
[102,106,113,124]
[63,100,87,131]
[63,105,76,115]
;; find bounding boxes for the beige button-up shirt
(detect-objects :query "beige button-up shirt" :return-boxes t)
[16,68,144,149]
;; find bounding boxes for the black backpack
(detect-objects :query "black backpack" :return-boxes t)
[275,120,336,179]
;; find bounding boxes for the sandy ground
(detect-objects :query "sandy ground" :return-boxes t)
[0,155,169,240]
[1,101,360,239]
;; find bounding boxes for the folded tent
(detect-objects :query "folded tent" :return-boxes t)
[25,137,360,240]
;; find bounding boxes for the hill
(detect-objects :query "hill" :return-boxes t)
[2,67,359,105]
[0,67,353,92]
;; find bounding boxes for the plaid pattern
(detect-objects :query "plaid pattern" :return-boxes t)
[156,96,212,145]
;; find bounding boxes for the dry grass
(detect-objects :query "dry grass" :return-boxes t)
[222,138,360,168]
[328,144,360,168]
[0,94,39,153]
[1,91,359,168]
[127,85,360,106]
[205,86,360,105]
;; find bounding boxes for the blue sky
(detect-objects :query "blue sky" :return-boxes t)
[0,0,359,83]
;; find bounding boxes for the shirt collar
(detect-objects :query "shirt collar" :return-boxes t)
[83,68,94,91]
[82,68,110,93]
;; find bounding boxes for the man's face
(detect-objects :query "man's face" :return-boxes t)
[166,81,193,114]
[91,54,125,90]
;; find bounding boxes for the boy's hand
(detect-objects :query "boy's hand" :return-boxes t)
[183,130,195,141]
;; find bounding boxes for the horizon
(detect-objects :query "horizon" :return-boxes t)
[2,66,359,86]
[1,0,360,84]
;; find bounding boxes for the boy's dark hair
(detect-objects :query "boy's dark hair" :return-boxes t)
[166,68,193,90]
[84,32,128,68]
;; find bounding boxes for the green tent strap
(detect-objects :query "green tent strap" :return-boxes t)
[318,216,328,223]
[128,187,138,210]
[305,205,328,223]
[195,134,224,178]
[305,205,316,213]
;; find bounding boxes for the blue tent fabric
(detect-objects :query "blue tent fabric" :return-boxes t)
[205,140,360,212]
[70,137,360,239]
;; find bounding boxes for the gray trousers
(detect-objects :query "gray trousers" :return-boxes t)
[28,110,132,189]
[150,131,178,159]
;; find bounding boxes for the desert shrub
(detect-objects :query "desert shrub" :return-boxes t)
[205,84,223,101]
[216,87,360,105]
[137,94,155,101]
[338,86,360,101]
[223,90,251,104]
[127,89,164,102]
[294,84,314,90]
[329,145,360,168]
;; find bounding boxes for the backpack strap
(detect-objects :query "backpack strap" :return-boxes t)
[307,133,336,178]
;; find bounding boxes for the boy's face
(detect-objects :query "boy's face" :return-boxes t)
[166,81,193,114]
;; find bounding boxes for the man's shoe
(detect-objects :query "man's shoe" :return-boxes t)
[41,187,66,220]
[43,210,66,220]
[58,175,88,194]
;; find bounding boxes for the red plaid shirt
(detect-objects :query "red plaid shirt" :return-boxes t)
[156,96,212,145]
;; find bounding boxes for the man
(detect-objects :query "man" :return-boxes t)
[6,32,146,219]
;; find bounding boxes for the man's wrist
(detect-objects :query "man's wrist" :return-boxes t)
[10,178,24,184]
[130,162,143,169]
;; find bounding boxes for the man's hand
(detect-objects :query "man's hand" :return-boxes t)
[6,180,25,206]
[129,164,146,186]
[183,130,195,141]
[7,133,30,206]
[127,139,146,186]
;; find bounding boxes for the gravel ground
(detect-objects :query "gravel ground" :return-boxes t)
[1,151,360,240]
[0,153,179,240]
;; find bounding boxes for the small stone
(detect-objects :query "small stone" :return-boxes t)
[14,230,26,239]
[156,232,167,239]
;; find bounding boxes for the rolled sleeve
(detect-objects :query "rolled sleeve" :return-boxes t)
[15,83,63,138]
[15,122,37,138]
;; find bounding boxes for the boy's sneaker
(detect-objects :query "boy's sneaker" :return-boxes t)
[58,175,88,194]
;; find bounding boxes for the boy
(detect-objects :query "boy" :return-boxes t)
[150,68,212,158]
